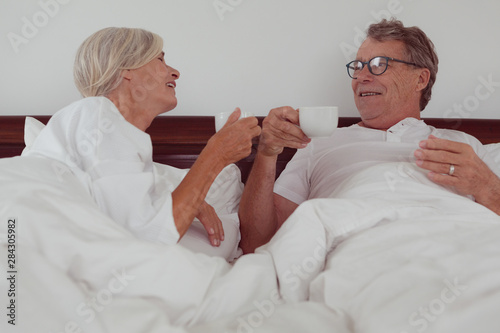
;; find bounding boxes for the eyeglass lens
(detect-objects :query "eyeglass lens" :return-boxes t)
[348,57,389,78]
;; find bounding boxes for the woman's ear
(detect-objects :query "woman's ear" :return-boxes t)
[416,68,430,92]
[121,69,133,81]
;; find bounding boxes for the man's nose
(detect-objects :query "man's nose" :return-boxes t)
[356,65,373,81]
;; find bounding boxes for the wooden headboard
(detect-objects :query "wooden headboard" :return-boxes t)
[1,115,500,182]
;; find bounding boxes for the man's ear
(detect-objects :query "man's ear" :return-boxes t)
[416,68,430,92]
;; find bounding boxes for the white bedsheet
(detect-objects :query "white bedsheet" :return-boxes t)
[1,156,499,332]
[261,162,500,332]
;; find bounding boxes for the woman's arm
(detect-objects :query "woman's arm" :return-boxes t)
[172,109,261,243]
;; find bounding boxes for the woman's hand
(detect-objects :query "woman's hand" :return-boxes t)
[196,200,224,247]
[207,108,261,166]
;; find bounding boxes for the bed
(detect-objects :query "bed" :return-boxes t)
[1,115,500,332]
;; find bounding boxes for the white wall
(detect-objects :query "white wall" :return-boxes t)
[1,0,499,118]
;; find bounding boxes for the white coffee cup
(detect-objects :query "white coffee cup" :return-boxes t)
[298,106,338,137]
[215,110,254,132]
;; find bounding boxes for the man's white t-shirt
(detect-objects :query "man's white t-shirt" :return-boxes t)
[274,117,500,205]
[23,97,181,244]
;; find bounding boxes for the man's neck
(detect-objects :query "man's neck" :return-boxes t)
[358,115,421,131]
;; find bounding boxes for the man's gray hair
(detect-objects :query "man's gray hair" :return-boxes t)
[367,19,439,111]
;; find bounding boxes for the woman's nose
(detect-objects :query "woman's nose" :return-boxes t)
[170,67,180,79]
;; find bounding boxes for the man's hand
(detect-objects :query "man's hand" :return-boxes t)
[258,106,311,157]
[414,135,500,214]
[196,201,224,247]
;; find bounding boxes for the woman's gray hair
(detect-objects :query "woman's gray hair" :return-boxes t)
[74,27,163,97]
[366,19,439,111]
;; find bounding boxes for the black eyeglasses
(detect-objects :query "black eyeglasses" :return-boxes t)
[346,56,419,79]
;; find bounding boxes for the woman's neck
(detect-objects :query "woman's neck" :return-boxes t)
[106,88,155,132]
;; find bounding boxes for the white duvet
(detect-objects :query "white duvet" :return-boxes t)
[1,155,500,333]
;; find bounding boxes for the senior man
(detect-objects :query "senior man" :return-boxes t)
[238,19,500,254]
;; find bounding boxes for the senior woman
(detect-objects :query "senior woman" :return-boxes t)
[23,27,261,248]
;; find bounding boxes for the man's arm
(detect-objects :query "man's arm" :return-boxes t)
[238,152,279,253]
[238,106,310,253]
[414,135,500,214]
[238,152,300,253]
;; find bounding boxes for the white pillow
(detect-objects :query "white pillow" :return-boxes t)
[154,162,244,261]
[485,143,500,165]
[22,116,46,154]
